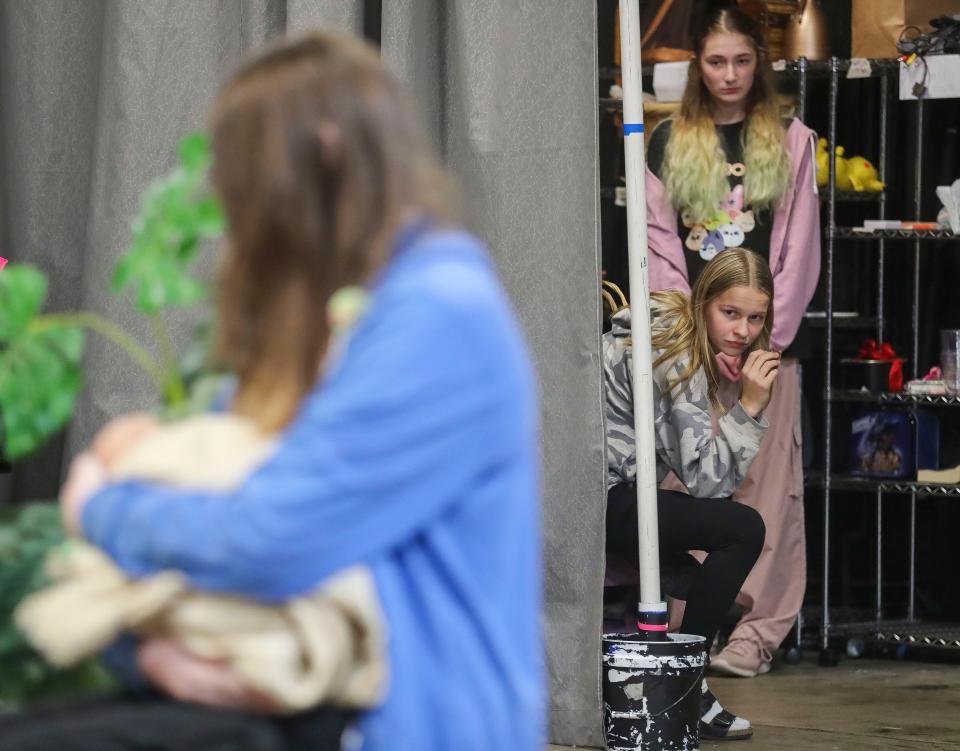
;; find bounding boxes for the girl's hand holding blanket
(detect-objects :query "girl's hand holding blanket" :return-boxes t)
[59,413,158,536]
[138,637,277,712]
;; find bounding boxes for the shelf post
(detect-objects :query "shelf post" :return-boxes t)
[912,97,924,380]
[875,488,883,622]
[822,55,840,652]
[908,490,917,621]
[877,72,889,343]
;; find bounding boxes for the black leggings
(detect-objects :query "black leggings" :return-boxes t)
[0,695,353,751]
[606,484,765,652]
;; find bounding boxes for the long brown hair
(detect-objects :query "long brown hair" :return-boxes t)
[661,7,790,222]
[210,32,458,430]
[651,248,773,410]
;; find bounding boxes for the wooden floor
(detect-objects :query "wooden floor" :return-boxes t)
[549,655,960,750]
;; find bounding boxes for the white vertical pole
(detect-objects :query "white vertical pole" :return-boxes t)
[618,1,666,622]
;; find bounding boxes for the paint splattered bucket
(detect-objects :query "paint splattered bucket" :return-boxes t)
[602,632,706,750]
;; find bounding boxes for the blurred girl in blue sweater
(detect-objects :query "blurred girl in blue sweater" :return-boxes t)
[2,31,542,751]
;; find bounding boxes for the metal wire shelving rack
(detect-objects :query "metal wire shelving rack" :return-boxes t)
[598,56,960,661]
[806,57,960,663]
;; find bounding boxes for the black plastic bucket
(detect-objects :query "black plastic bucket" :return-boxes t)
[602,632,706,750]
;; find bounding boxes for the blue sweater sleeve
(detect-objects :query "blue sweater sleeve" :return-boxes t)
[83,266,516,601]
[99,635,153,694]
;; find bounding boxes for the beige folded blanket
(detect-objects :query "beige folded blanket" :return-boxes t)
[14,414,387,712]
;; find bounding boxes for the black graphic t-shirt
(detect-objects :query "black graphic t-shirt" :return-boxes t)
[647,119,773,285]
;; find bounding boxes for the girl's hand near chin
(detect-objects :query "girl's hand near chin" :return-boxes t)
[739,349,780,418]
[716,351,743,381]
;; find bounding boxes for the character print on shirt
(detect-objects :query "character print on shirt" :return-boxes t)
[734,209,756,233]
[718,223,745,248]
[700,229,725,261]
[720,184,744,215]
[686,225,708,251]
[703,209,730,231]
[688,168,759,261]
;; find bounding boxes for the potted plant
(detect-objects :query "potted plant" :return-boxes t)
[0,133,223,707]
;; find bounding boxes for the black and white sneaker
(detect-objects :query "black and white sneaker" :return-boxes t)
[700,679,753,740]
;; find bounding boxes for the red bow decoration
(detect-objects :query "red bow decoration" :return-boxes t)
[856,339,903,392]
[856,339,897,360]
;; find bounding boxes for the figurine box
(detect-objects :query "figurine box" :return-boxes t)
[847,409,939,479]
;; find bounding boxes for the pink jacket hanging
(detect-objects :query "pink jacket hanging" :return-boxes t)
[645,118,821,351]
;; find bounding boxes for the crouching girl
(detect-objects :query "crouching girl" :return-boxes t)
[604,248,778,740]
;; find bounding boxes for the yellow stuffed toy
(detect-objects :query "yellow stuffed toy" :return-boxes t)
[817,141,852,190]
[833,146,853,190]
[816,138,852,189]
[847,155,885,192]
[816,137,883,192]
[815,137,830,187]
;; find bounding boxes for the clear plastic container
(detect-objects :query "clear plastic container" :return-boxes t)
[940,329,960,394]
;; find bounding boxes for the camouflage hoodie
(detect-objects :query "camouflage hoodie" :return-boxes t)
[603,306,768,497]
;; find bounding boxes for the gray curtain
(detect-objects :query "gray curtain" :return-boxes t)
[0,2,605,746]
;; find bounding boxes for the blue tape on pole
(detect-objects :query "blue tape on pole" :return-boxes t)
[623,123,645,135]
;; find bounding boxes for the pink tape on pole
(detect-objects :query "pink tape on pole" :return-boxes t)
[637,622,668,632]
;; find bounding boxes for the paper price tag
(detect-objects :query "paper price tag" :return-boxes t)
[847,58,872,79]
[614,186,627,207]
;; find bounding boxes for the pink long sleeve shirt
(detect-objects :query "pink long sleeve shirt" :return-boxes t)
[646,117,821,352]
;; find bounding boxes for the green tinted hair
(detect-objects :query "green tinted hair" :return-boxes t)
[661,7,790,223]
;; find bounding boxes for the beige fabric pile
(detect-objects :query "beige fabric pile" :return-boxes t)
[15,413,387,713]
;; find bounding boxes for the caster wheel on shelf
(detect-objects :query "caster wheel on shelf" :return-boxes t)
[784,646,802,665]
[818,647,840,667]
[846,638,865,659]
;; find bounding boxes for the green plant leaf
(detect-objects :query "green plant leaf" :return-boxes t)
[0,133,221,463]
[194,195,226,237]
[0,503,118,707]
[0,324,84,459]
[0,266,48,341]
[112,132,222,315]
[178,131,212,173]
[0,271,86,459]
